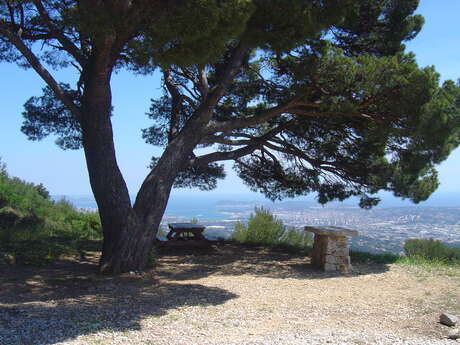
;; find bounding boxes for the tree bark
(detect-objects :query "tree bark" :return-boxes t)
[74,41,245,274]
[78,50,150,274]
[77,53,204,273]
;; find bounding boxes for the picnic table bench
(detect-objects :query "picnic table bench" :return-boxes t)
[167,223,206,241]
[304,226,358,273]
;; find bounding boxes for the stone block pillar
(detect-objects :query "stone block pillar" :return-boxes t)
[305,226,358,273]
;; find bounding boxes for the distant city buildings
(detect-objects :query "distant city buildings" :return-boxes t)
[161,203,460,254]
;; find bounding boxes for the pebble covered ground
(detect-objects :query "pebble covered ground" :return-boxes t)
[1,244,459,345]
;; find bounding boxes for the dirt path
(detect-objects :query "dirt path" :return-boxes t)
[1,244,459,345]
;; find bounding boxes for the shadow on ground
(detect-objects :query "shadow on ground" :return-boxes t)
[0,243,392,345]
[0,257,237,345]
[155,242,391,281]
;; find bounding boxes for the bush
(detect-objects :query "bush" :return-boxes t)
[350,250,399,264]
[276,228,313,253]
[0,207,23,228]
[0,161,102,265]
[232,207,312,253]
[233,207,284,245]
[404,238,460,263]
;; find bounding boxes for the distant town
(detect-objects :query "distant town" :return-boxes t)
[162,201,460,254]
[60,195,460,255]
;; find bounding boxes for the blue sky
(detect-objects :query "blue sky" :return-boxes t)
[1,0,460,204]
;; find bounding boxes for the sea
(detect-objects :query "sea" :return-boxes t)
[53,192,267,220]
[53,191,460,220]
[52,191,460,253]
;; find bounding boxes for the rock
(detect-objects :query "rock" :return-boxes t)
[336,237,348,249]
[325,239,337,254]
[324,263,336,272]
[338,264,349,273]
[440,313,459,327]
[334,248,350,258]
[325,255,337,264]
[448,329,460,340]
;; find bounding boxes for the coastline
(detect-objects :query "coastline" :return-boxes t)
[53,194,460,255]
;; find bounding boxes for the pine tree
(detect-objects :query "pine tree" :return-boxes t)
[1,0,459,273]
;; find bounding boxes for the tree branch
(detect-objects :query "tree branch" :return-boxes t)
[263,138,368,184]
[159,42,252,144]
[0,25,81,120]
[194,122,292,167]
[198,64,209,99]
[205,42,250,108]
[207,136,253,146]
[206,103,290,133]
[192,144,261,166]
[163,69,182,142]
[31,0,87,66]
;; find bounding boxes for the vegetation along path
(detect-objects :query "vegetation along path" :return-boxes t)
[1,244,459,345]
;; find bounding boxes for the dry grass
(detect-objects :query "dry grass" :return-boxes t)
[1,243,459,345]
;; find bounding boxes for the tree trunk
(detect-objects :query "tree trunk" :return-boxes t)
[77,49,213,274]
[77,51,190,273]
[96,168,175,273]
[80,104,210,273]
[78,52,149,274]
[81,105,190,273]
[80,94,143,273]
[99,214,156,273]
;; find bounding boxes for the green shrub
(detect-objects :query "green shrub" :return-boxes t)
[232,207,312,253]
[0,207,23,228]
[396,255,455,267]
[232,207,284,245]
[275,228,313,253]
[404,238,460,263]
[0,161,102,265]
[350,250,399,264]
[34,183,50,200]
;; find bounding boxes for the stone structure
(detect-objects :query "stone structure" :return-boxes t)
[304,226,358,273]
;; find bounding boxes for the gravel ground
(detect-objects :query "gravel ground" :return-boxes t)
[1,244,459,345]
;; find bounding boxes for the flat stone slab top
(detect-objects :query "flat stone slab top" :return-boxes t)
[304,225,358,237]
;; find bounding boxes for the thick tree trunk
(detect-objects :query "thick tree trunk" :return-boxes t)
[78,51,150,274]
[77,46,215,274]
[98,214,157,273]
[80,89,143,273]
[133,110,210,222]
[81,102,186,273]
[80,102,215,273]
[96,169,175,273]
[78,51,192,274]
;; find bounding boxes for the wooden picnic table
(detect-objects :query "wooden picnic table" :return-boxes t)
[167,223,206,241]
